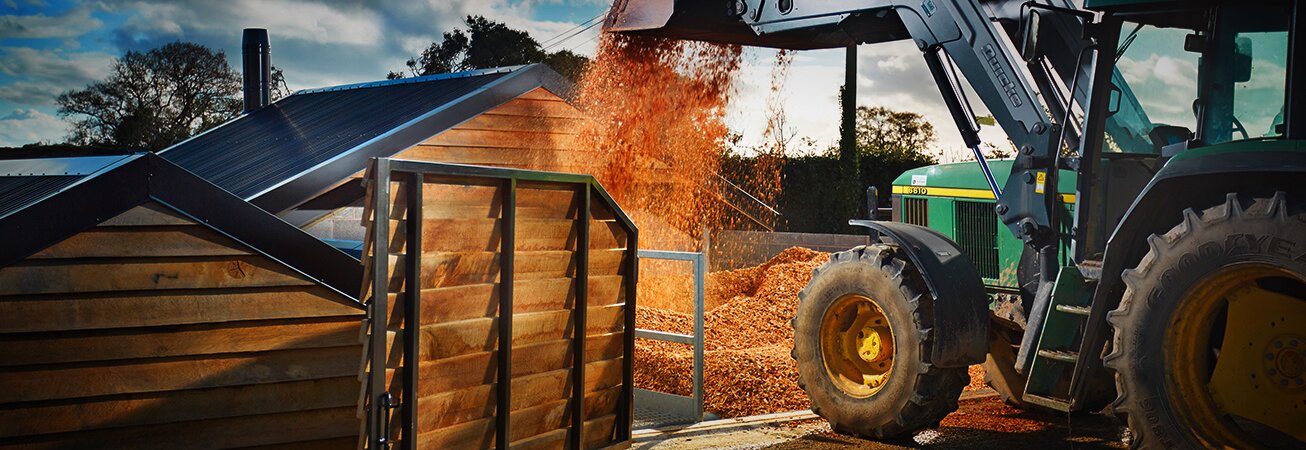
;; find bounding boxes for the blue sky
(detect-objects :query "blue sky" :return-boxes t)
[0,0,1067,155]
[0,0,616,146]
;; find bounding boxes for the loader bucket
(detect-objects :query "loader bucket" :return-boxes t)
[603,0,871,50]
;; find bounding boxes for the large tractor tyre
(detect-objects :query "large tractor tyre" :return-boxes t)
[792,245,968,439]
[1106,192,1306,449]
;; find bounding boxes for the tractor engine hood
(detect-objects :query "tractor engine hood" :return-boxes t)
[603,0,911,50]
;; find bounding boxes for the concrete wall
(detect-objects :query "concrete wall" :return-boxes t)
[708,230,869,270]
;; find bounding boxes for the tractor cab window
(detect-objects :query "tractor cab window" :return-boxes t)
[1198,6,1290,144]
[1105,22,1200,154]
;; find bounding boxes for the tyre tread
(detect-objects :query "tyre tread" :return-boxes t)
[793,245,967,439]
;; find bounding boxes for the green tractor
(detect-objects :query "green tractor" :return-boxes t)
[606,0,1306,447]
[885,160,1080,411]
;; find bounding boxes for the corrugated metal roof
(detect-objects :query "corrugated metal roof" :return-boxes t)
[0,176,80,219]
[159,66,540,202]
[0,155,138,219]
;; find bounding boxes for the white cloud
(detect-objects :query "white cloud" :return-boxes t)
[726,40,1009,156]
[0,4,102,39]
[112,0,386,47]
[1116,53,1199,128]
[0,80,64,105]
[0,108,66,146]
[88,0,610,92]
[0,47,115,105]
[0,47,113,81]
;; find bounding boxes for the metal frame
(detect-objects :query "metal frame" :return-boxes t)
[365,158,638,450]
[633,249,706,424]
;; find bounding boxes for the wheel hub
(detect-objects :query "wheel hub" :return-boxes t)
[857,326,893,364]
[1266,336,1304,386]
[820,294,895,398]
[1181,267,1306,445]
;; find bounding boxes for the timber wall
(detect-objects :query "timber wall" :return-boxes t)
[395,88,595,173]
[0,202,365,449]
[361,171,633,449]
[304,87,680,244]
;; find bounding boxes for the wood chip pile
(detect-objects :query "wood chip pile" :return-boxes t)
[634,247,825,417]
[635,246,992,418]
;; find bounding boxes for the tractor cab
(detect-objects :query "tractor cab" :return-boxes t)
[1078,1,1295,152]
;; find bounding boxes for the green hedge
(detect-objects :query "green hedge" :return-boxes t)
[724,152,935,234]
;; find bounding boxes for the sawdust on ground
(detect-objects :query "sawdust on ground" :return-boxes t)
[635,246,989,418]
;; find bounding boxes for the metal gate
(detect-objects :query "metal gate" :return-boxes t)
[361,158,638,449]
[633,250,705,426]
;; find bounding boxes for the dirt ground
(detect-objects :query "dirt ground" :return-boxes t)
[635,395,1128,449]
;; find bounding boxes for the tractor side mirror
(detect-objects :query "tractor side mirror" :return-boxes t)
[1021,10,1043,62]
[1233,36,1253,83]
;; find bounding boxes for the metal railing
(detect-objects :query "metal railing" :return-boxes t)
[363,158,638,450]
[634,249,705,424]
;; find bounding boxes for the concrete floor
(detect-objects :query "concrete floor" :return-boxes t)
[633,392,1128,449]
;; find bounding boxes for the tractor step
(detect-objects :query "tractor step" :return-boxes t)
[1022,393,1073,413]
[1077,260,1103,281]
[1054,304,1091,315]
[1022,266,1094,412]
[1037,349,1080,363]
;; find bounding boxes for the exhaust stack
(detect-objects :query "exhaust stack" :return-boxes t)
[242,28,271,113]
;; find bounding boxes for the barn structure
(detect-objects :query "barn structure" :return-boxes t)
[159,64,602,247]
[0,153,365,449]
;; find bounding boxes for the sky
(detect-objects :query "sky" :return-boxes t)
[1,0,1248,159]
[0,0,1009,155]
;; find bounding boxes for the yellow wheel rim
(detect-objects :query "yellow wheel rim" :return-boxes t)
[820,294,895,398]
[1169,263,1306,447]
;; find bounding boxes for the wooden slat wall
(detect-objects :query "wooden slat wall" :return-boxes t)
[392,89,678,181]
[395,88,595,175]
[0,202,365,449]
[360,174,631,450]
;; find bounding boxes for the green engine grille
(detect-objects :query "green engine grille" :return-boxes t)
[901,197,928,226]
[955,200,999,279]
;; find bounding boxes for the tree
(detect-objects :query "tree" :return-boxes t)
[851,106,938,223]
[57,42,242,151]
[541,49,590,82]
[396,16,590,81]
[270,66,293,101]
[853,106,938,160]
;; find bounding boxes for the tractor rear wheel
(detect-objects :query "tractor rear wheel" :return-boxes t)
[792,245,967,439]
[1106,192,1306,449]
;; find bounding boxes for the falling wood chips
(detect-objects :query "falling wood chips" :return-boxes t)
[635,246,988,418]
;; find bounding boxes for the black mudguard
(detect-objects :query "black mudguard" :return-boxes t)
[850,220,989,367]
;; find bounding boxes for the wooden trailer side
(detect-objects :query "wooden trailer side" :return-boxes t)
[0,202,365,450]
[360,172,633,450]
